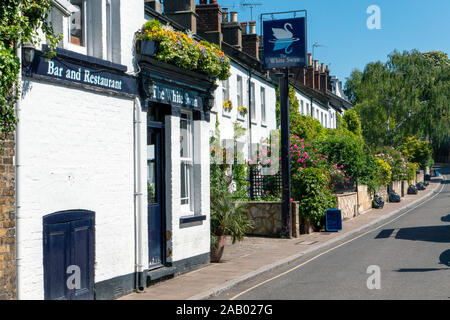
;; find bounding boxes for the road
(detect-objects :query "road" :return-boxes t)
[213,166,450,300]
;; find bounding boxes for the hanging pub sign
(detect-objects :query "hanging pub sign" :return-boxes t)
[263,17,307,69]
[29,50,139,95]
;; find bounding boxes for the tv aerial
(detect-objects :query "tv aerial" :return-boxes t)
[221,1,262,21]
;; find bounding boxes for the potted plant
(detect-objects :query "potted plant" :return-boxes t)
[210,165,253,263]
[237,106,248,117]
[223,100,233,112]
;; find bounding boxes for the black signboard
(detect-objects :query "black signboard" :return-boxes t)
[30,50,139,95]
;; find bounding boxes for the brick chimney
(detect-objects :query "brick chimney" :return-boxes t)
[222,11,242,50]
[145,0,162,14]
[306,53,315,89]
[196,0,223,45]
[242,21,259,60]
[319,63,328,92]
[164,0,198,33]
[314,60,321,91]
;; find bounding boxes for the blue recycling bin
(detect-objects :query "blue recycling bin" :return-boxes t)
[436,170,439,177]
[326,209,342,232]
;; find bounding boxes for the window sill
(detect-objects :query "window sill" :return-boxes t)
[261,122,268,128]
[180,214,207,225]
[222,111,232,118]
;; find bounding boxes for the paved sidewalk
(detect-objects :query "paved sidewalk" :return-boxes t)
[120,178,443,300]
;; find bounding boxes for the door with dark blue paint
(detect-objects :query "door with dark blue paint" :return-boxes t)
[147,126,165,269]
[43,210,94,300]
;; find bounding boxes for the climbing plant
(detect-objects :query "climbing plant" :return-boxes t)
[0,0,60,138]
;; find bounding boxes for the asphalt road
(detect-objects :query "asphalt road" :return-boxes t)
[213,166,450,300]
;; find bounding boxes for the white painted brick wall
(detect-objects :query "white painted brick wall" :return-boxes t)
[17,80,136,299]
[211,62,277,161]
[165,116,211,263]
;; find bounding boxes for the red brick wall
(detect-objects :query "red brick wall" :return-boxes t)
[0,133,16,300]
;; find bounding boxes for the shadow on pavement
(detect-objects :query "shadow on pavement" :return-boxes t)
[395,225,450,243]
[441,214,450,223]
[394,249,450,273]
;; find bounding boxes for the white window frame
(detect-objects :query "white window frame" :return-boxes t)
[250,82,256,122]
[67,0,87,55]
[180,112,194,213]
[237,75,243,107]
[260,87,266,125]
[222,79,230,102]
[300,100,304,115]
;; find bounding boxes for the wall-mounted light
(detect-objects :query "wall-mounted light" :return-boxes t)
[205,94,215,111]
[22,42,36,68]
[141,78,155,99]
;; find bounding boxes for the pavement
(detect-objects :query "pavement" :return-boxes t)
[120,172,445,300]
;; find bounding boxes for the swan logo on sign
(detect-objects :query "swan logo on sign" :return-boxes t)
[263,17,306,69]
[270,23,300,54]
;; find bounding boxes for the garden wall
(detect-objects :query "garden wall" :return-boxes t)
[389,181,402,196]
[357,185,372,213]
[335,192,358,220]
[417,170,424,183]
[375,186,389,203]
[242,201,300,238]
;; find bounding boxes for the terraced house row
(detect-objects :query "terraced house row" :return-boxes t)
[0,0,351,300]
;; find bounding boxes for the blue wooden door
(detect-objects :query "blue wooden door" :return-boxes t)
[43,210,94,300]
[147,127,165,268]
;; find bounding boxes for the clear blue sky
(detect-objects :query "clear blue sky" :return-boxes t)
[230,0,450,86]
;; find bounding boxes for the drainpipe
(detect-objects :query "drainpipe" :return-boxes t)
[14,6,22,301]
[247,69,253,161]
[133,97,146,292]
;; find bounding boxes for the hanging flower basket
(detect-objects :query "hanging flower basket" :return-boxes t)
[137,39,159,56]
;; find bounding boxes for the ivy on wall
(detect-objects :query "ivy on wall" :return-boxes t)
[0,0,60,138]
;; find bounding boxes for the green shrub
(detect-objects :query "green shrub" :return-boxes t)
[375,146,408,181]
[406,162,419,183]
[358,152,381,194]
[292,168,336,228]
[402,137,434,170]
[314,133,366,181]
[376,158,392,186]
[342,109,362,137]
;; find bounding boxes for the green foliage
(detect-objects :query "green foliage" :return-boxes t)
[406,162,419,183]
[276,86,326,143]
[345,49,450,151]
[374,146,408,181]
[342,109,362,137]
[402,136,434,169]
[137,21,230,80]
[210,163,253,244]
[0,0,61,137]
[314,132,366,181]
[292,168,336,228]
[376,158,392,186]
[358,152,381,194]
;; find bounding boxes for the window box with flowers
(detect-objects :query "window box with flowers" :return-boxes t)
[237,106,248,121]
[222,100,233,117]
[136,20,231,80]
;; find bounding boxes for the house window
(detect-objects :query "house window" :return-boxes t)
[237,75,243,108]
[321,112,324,126]
[106,0,112,61]
[325,114,328,128]
[316,109,319,119]
[180,113,194,213]
[222,79,230,101]
[261,87,266,124]
[250,82,256,121]
[306,103,310,115]
[69,0,86,47]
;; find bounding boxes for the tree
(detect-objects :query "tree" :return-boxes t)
[345,50,450,151]
[276,85,326,143]
[0,1,60,138]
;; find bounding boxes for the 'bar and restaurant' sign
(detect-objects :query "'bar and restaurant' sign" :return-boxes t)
[30,51,139,95]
